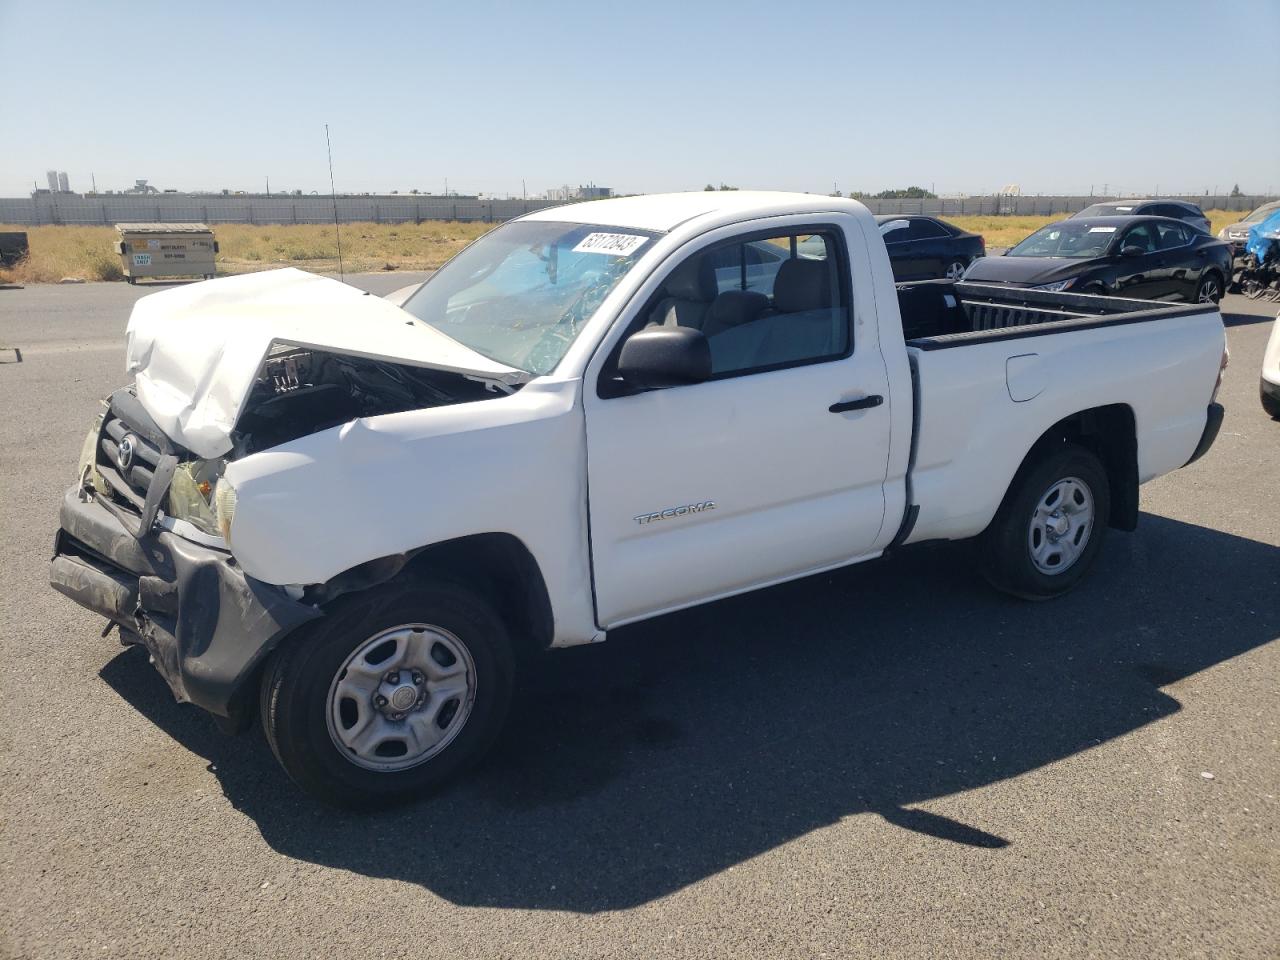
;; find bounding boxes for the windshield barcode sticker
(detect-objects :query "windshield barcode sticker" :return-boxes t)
[572,232,648,256]
[1088,226,1117,233]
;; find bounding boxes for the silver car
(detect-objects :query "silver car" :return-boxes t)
[1218,200,1280,254]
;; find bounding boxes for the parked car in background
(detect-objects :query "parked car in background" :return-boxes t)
[1219,199,1280,256]
[701,215,984,289]
[1263,312,1280,419]
[1072,200,1211,235]
[964,216,1231,302]
[875,215,985,281]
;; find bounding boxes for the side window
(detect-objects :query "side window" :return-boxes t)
[1120,223,1156,253]
[879,219,911,245]
[605,227,852,390]
[1155,220,1189,250]
[908,218,948,240]
[702,239,790,294]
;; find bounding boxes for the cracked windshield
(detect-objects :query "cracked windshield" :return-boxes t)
[401,220,658,375]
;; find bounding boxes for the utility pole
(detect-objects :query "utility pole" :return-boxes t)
[91,172,97,194]
[522,179,526,200]
[444,177,448,197]
[266,175,270,197]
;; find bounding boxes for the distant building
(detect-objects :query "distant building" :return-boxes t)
[545,184,613,201]
[57,171,70,193]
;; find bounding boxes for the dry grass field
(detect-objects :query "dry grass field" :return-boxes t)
[0,221,492,284]
[0,210,1247,284]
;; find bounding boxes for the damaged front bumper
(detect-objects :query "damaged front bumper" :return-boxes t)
[50,486,320,723]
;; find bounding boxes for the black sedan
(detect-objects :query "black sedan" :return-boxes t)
[876,215,985,281]
[963,216,1232,303]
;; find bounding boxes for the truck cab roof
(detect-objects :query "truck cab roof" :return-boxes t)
[521,190,863,233]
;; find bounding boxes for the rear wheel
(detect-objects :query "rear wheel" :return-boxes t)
[944,259,968,281]
[260,577,515,808]
[1196,271,1223,303]
[979,443,1110,600]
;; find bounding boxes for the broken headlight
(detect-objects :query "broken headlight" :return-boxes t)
[167,460,224,538]
[214,478,237,546]
[76,414,109,497]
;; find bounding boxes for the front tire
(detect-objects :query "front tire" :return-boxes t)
[1262,381,1280,420]
[260,577,515,808]
[979,443,1110,600]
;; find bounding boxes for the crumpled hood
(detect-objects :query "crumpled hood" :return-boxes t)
[125,268,525,460]
[963,255,1104,286]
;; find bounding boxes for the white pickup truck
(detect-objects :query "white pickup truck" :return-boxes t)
[51,192,1228,806]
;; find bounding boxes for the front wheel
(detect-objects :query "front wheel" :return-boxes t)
[260,578,515,808]
[1262,381,1280,420]
[979,443,1110,600]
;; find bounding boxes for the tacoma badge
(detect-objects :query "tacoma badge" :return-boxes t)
[634,501,716,525]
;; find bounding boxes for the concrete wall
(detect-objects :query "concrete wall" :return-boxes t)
[1,193,1275,226]
[0,195,563,226]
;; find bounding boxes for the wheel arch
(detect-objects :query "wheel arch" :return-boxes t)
[1200,265,1225,294]
[1008,404,1139,532]
[309,532,556,659]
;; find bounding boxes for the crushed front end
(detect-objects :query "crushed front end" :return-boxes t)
[49,387,320,726]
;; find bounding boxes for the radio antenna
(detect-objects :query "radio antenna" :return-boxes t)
[325,123,344,282]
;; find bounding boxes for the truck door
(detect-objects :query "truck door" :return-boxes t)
[582,218,893,627]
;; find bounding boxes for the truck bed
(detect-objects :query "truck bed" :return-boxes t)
[897,280,1210,349]
[896,280,1224,547]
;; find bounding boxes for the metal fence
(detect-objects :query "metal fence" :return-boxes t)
[1,193,1275,226]
[0,196,563,226]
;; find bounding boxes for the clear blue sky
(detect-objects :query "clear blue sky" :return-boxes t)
[2,0,1277,198]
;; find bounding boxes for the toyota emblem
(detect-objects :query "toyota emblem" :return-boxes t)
[117,435,136,472]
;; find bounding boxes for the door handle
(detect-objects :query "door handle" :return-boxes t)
[829,395,883,413]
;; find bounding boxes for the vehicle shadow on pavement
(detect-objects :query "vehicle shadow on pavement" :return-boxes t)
[100,512,1280,912]
[1221,306,1276,328]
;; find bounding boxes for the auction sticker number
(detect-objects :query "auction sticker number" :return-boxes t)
[572,232,648,257]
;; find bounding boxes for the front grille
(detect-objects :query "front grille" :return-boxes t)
[97,410,163,515]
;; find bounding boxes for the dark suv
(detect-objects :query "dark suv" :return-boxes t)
[1072,200,1210,235]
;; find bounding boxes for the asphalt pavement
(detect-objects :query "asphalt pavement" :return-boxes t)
[1,275,1277,959]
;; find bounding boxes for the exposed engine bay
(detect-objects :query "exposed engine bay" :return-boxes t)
[231,346,507,456]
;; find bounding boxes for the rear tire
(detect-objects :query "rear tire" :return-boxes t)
[260,577,515,809]
[1195,271,1223,303]
[944,259,968,281]
[979,443,1110,600]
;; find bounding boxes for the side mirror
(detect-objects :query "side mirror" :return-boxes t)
[617,326,711,390]
[1120,245,1145,257]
